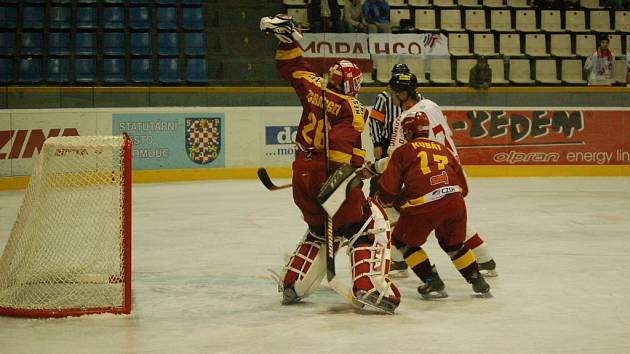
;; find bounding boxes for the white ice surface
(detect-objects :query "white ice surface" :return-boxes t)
[1,177,630,354]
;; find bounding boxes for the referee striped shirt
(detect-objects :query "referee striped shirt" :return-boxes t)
[368,90,401,158]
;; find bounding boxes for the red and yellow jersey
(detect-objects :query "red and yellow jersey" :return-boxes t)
[275,42,368,167]
[377,137,468,214]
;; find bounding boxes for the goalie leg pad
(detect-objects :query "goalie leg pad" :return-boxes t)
[348,200,400,314]
[279,229,327,304]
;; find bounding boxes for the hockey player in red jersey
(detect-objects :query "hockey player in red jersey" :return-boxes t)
[260,14,400,313]
[376,111,491,297]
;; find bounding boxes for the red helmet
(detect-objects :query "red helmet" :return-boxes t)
[401,111,430,141]
[328,60,362,97]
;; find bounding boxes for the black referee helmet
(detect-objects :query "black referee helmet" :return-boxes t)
[391,63,411,76]
[389,72,418,96]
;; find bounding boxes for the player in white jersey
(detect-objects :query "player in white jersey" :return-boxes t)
[373,72,497,297]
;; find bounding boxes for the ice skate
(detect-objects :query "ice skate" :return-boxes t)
[417,273,448,299]
[354,290,398,315]
[478,259,498,277]
[469,272,491,296]
[389,261,409,279]
[281,286,301,305]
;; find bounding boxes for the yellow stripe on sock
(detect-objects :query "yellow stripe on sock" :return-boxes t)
[405,249,428,268]
[452,249,476,270]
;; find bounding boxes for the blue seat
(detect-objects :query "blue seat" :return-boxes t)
[76,6,97,29]
[131,58,153,83]
[129,7,150,29]
[130,32,152,55]
[0,6,17,29]
[156,7,177,30]
[158,32,179,56]
[182,0,203,5]
[104,7,125,29]
[184,32,205,56]
[104,31,125,55]
[51,0,72,3]
[49,6,71,29]
[75,32,96,55]
[129,0,149,4]
[77,0,98,3]
[47,57,69,83]
[0,32,15,55]
[0,58,12,83]
[23,6,44,29]
[183,7,204,30]
[159,58,181,83]
[20,32,43,55]
[187,58,208,84]
[75,58,96,83]
[104,58,126,83]
[156,0,177,5]
[19,58,42,83]
[48,32,70,55]
[104,0,124,3]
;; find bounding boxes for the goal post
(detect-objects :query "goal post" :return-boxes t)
[0,135,132,318]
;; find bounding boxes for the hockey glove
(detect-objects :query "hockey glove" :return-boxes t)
[260,14,303,43]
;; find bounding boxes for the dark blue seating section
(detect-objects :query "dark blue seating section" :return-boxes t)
[2,0,210,84]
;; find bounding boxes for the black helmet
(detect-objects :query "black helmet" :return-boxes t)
[391,63,410,76]
[389,73,418,94]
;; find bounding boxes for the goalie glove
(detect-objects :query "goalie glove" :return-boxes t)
[260,14,303,43]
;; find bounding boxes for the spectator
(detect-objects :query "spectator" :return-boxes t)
[308,0,343,33]
[626,51,630,86]
[344,0,367,33]
[469,56,492,90]
[362,0,391,33]
[584,36,615,86]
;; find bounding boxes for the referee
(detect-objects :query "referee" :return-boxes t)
[367,63,410,197]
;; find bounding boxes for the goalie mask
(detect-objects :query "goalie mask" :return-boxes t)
[401,111,430,142]
[328,60,362,97]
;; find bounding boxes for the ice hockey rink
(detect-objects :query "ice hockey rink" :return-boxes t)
[1,176,629,354]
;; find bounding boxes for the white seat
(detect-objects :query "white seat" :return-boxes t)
[535,59,561,84]
[456,58,477,84]
[448,32,472,56]
[433,0,457,6]
[590,10,611,32]
[550,34,574,57]
[287,8,308,27]
[488,58,509,84]
[401,56,429,83]
[525,34,548,57]
[561,59,587,84]
[615,11,630,32]
[414,9,437,31]
[507,0,530,7]
[441,9,463,31]
[375,56,397,83]
[580,0,602,9]
[409,0,431,6]
[566,11,586,32]
[465,9,487,31]
[541,10,563,32]
[515,10,537,32]
[575,34,596,57]
[458,0,482,7]
[390,9,411,28]
[387,0,407,6]
[483,0,505,7]
[499,33,522,56]
[474,33,496,56]
[429,58,455,84]
[607,34,622,58]
[509,59,534,83]
[491,10,513,32]
[613,59,627,84]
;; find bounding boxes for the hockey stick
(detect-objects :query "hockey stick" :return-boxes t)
[257,168,292,191]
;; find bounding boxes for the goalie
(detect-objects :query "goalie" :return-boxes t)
[260,14,400,313]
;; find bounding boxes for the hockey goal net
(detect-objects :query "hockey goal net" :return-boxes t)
[0,135,132,317]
